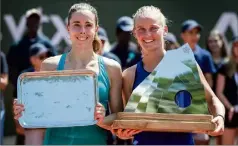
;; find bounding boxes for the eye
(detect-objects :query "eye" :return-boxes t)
[74,23,80,27]
[150,26,159,32]
[208,40,213,43]
[137,27,146,33]
[86,23,93,27]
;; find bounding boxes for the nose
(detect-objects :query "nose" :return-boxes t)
[144,30,152,37]
[79,27,86,34]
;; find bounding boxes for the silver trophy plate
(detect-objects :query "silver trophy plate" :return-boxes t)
[17,70,98,128]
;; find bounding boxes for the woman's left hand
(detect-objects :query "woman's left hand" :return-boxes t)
[94,102,106,125]
[207,115,224,136]
[112,128,142,140]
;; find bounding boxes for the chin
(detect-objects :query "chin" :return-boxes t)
[142,46,158,52]
[74,40,91,45]
[189,43,197,47]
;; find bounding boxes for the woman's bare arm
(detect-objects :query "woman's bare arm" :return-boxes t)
[96,58,123,130]
[122,65,136,107]
[197,63,225,118]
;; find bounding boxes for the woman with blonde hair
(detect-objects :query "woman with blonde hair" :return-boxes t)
[114,5,225,145]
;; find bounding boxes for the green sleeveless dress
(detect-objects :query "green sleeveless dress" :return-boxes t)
[43,53,110,145]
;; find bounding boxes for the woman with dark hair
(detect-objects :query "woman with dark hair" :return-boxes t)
[12,3,123,145]
[216,36,238,145]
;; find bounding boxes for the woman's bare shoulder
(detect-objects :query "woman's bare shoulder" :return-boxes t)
[123,65,137,79]
[101,57,122,79]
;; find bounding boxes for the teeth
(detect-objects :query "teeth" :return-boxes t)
[144,40,153,43]
[79,38,86,41]
[76,37,87,41]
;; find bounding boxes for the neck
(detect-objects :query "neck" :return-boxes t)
[68,45,96,65]
[186,43,196,52]
[142,48,166,72]
[212,51,222,60]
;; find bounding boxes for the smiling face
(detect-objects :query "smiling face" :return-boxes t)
[67,10,98,48]
[133,8,167,54]
[207,34,223,54]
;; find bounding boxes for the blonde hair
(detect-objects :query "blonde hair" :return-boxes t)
[68,3,101,52]
[132,6,167,26]
[132,6,168,52]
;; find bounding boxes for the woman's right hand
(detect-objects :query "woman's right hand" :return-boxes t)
[13,99,25,120]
